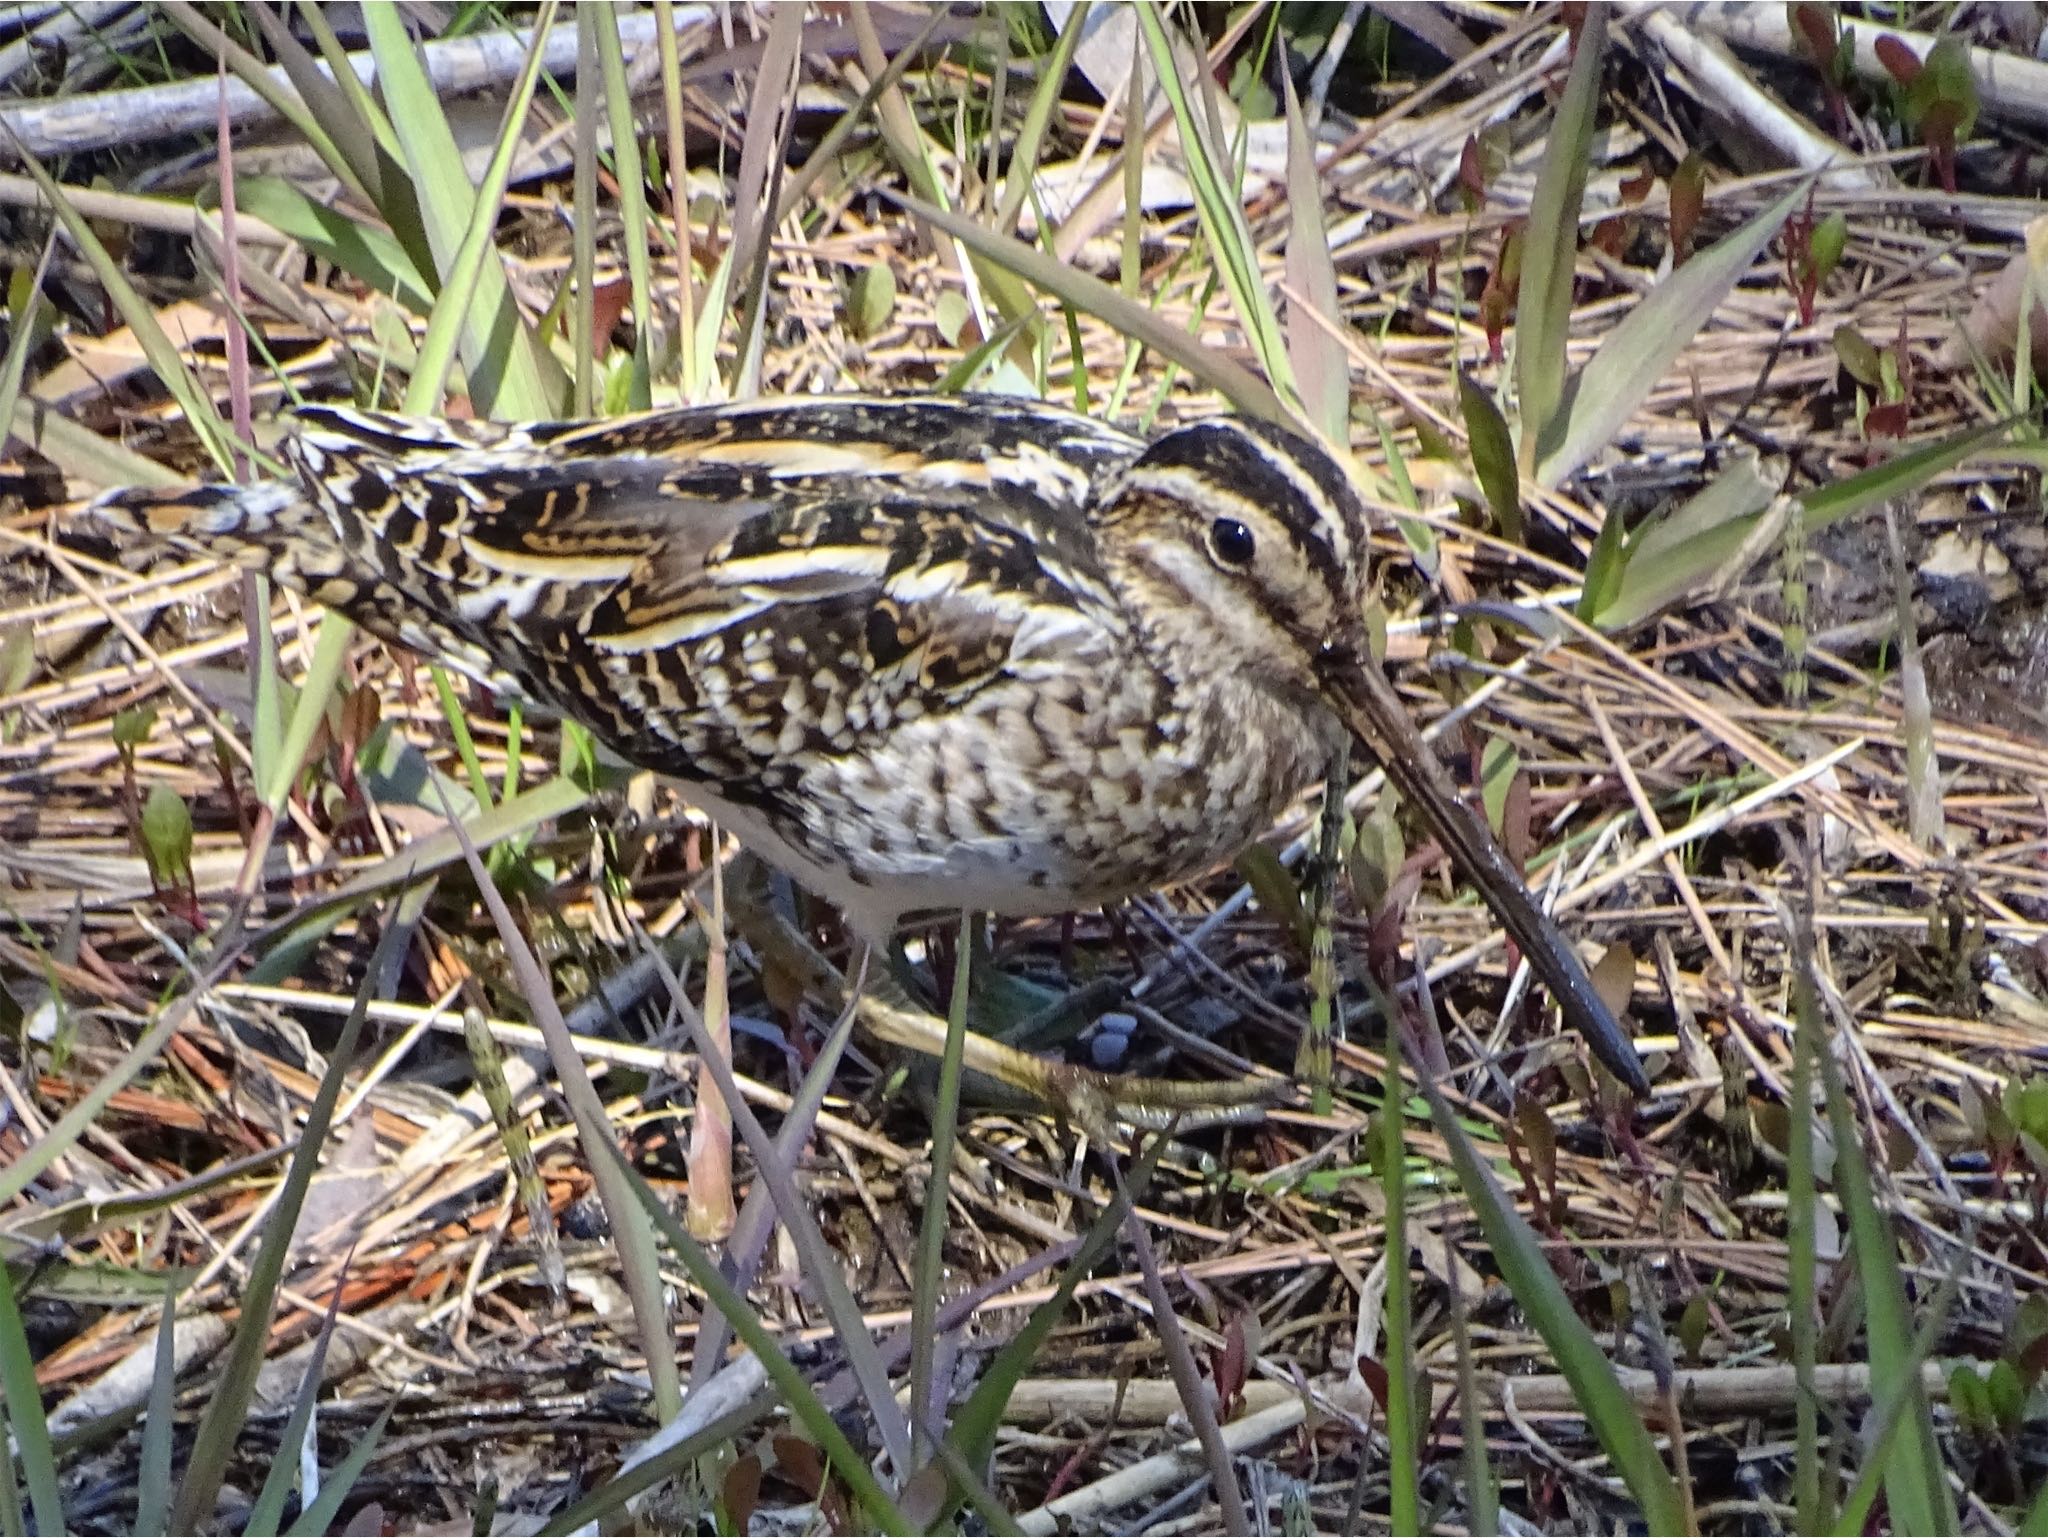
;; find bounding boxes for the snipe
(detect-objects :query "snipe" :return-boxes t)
[89,394,1649,1095]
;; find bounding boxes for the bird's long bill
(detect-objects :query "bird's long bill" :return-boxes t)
[1318,651,1651,1095]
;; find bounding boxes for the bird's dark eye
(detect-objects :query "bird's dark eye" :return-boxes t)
[1208,517,1256,567]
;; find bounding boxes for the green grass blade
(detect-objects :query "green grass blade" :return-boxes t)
[0,236,56,442]
[233,176,433,309]
[1800,415,2014,531]
[244,1275,351,1536]
[993,2,1094,236]
[944,1145,1165,1507]
[1420,1073,1684,1528]
[911,916,975,1462]
[10,399,184,488]
[156,0,363,199]
[2,136,233,473]
[538,1394,775,1536]
[256,609,354,815]
[1380,1036,1418,1534]
[362,5,560,418]
[409,1,559,410]
[893,191,1289,425]
[1537,180,1805,488]
[283,1400,395,1538]
[431,781,683,1425]
[1787,912,1825,1530]
[1131,1,1295,399]
[1516,8,1606,471]
[0,1259,64,1536]
[2021,1472,2048,1536]
[243,2,385,199]
[1803,951,1955,1534]
[593,4,653,410]
[135,1278,178,1535]
[171,918,404,1532]
[598,1144,913,1535]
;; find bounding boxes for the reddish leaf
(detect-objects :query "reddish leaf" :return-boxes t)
[1590,216,1630,260]
[772,1435,825,1498]
[1619,165,1656,205]
[1865,401,1912,437]
[1480,286,1511,364]
[1354,1353,1392,1412]
[1875,33,1922,85]
[1512,1096,1560,1197]
[1214,1312,1251,1420]
[1590,942,1637,1021]
[1790,3,1837,66]
[1921,97,1962,191]
[1459,135,1487,207]
[588,275,632,354]
[1502,759,1531,871]
[721,1453,763,1533]
[1668,152,1706,264]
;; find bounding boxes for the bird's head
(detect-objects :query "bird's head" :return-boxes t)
[1094,416,1374,704]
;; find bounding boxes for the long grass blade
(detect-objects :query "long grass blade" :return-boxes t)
[1130,0,1295,400]
[593,4,653,410]
[410,1,559,409]
[1537,180,1805,488]
[170,917,404,1532]
[430,780,683,1425]
[0,1259,64,1536]
[892,191,1289,425]
[1418,1067,1684,1528]
[599,1143,914,1535]
[283,1400,395,1538]
[244,1270,351,1536]
[135,1278,178,1535]
[1516,9,1606,469]
[362,5,560,417]
[910,915,975,1461]
[1801,933,1955,1534]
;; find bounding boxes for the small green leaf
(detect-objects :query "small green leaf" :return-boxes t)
[847,263,897,342]
[1677,1293,1710,1363]
[140,784,193,885]
[1833,324,1885,388]
[1989,1358,2027,1431]
[934,289,972,347]
[1950,1363,1991,1433]
[1458,373,1523,543]
[112,705,157,752]
[1235,842,1310,950]
[1668,151,1707,263]
[1577,506,1628,621]
[1479,735,1518,836]
[1808,211,1848,284]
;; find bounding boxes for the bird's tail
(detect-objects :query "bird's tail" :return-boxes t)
[72,471,526,704]
[72,478,381,612]
[83,479,307,564]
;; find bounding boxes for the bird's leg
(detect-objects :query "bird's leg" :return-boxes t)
[723,889,1285,1141]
